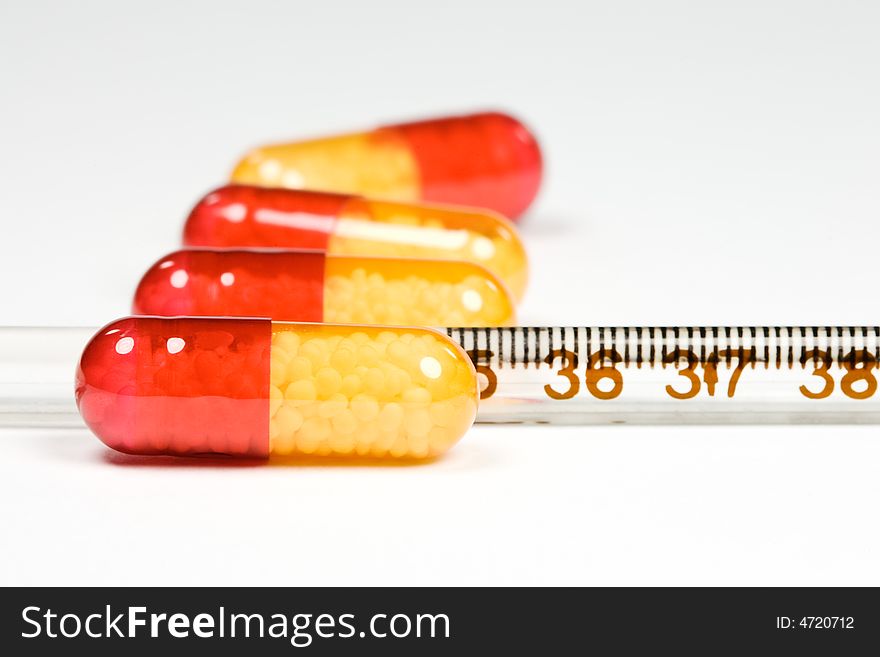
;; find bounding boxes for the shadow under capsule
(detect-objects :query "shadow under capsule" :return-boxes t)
[101,450,442,469]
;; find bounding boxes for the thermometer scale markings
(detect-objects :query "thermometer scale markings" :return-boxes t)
[447,327,880,368]
[445,327,880,403]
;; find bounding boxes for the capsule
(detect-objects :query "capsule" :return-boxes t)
[230,111,542,220]
[133,249,516,327]
[75,317,479,459]
[184,185,529,300]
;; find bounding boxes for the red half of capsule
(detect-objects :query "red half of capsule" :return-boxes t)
[183,184,348,248]
[387,111,543,219]
[75,317,271,458]
[133,249,325,320]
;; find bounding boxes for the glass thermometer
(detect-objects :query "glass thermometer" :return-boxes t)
[3,325,880,431]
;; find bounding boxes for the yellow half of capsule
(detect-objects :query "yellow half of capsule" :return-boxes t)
[327,199,528,301]
[232,131,421,201]
[323,255,516,327]
[269,324,479,459]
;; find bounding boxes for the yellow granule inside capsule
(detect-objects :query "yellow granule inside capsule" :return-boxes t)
[269,325,478,459]
[322,258,516,327]
[328,202,528,301]
[231,131,421,201]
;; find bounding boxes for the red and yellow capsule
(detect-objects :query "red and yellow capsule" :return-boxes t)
[134,249,516,327]
[76,317,479,459]
[184,185,529,300]
[230,111,542,220]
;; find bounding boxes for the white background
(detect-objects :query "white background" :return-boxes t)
[1,0,879,585]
